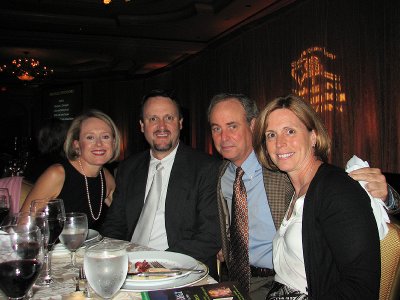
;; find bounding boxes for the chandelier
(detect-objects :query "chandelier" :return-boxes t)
[0,52,53,81]
[103,0,131,4]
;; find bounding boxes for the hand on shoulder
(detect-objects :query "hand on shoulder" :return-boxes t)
[348,167,388,200]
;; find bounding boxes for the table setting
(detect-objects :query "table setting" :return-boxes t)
[0,198,215,300]
[2,230,215,300]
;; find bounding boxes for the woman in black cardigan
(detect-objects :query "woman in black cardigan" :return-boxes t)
[253,95,380,299]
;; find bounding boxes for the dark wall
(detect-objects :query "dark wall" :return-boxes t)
[2,0,400,173]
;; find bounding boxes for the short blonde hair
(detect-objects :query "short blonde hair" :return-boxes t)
[64,109,121,162]
[253,94,331,170]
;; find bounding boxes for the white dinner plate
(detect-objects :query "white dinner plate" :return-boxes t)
[83,229,102,246]
[126,251,198,284]
[122,251,209,291]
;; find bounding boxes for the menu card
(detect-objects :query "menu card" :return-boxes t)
[141,282,249,300]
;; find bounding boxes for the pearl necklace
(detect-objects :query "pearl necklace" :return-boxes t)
[78,159,103,221]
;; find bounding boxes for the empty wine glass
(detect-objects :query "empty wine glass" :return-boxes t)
[59,212,88,270]
[0,224,44,300]
[0,188,11,225]
[84,242,128,299]
[30,198,65,285]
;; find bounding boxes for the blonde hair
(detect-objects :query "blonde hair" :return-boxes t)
[64,109,121,162]
[253,94,331,170]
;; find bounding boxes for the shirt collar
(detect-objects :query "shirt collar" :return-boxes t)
[150,142,179,167]
[228,150,261,179]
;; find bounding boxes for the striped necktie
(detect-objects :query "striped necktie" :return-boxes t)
[229,167,251,292]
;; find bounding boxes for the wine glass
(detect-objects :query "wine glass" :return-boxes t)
[9,211,50,251]
[30,198,65,285]
[8,211,49,297]
[0,224,44,300]
[0,188,11,225]
[59,212,88,270]
[84,242,128,299]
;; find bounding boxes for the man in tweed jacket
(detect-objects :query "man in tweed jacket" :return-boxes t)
[207,93,399,300]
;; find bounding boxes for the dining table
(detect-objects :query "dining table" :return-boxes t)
[26,237,217,300]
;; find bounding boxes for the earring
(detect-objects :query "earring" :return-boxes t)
[75,148,81,156]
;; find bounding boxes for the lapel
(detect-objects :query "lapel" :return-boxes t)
[263,167,293,229]
[217,160,230,259]
[164,143,190,227]
[126,152,151,238]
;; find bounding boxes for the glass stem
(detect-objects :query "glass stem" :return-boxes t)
[42,250,53,283]
[71,251,76,267]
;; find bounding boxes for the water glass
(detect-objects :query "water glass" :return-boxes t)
[84,242,128,299]
[59,212,88,270]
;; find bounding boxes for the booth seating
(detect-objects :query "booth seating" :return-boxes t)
[380,215,400,300]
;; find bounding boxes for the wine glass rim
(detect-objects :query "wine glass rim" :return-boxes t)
[65,212,87,217]
[86,242,127,252]
[11,211,46,217]
[0,224,41,234]
[31,198,64,204]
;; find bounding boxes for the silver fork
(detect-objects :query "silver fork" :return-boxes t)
[151,261,165,268]
[79,266,91,297]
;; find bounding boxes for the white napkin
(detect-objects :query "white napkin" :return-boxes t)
[345,155,389,240]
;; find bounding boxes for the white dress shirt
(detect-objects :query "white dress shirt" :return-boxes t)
[147,144,178,250]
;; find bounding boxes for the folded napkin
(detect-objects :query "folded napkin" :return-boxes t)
[345,155,389,240]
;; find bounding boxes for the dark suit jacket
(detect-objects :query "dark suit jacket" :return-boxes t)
[101,143,221,277]
[217,159,293,271]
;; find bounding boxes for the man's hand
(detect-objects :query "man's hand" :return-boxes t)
[348,167,388,201]
[217,249,225,262]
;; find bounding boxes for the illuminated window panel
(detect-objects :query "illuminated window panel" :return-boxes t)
[291,47,346,113]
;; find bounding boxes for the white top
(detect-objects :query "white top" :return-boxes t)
[147,144,179,250]
[273,194,308,294]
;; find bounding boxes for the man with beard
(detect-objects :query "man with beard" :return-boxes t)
[101,89,221,278]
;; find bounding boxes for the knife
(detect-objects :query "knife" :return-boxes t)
[128,269,205,276]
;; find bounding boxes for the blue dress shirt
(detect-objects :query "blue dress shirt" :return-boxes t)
[221,151,276,269]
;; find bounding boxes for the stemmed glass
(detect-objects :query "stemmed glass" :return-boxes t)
[0,224,44,300]
[59,212,88,270]
[84,242,128,299]
[9,211,49,251]
[30,198,65,285]
[0,188,11,225]
[8,211,49,298]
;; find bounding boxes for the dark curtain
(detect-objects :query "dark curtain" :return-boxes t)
[108,0,399,172]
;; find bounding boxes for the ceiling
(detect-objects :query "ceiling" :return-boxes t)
[0,0,296,85]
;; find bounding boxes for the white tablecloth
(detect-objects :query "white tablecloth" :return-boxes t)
[26,241,216,300]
